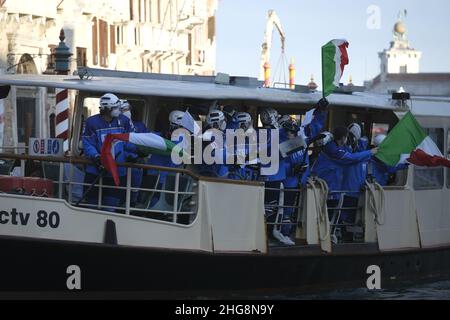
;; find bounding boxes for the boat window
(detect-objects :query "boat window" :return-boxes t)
[371,123,389,145]
[447,129,450,188]
[17,97,37,143]
[414,128,444,190]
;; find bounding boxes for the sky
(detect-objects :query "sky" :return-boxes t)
[215,0,450,87]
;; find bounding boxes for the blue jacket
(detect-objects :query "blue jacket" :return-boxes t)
[342,138,370,198]
[304,109,327,144]
[312,141,372,200]
[259,128,286,182]
[282,108,327,187]
[370,159,409,186]
[226,114,240,130]
[82,114,135,176]
[283,149,309,188]
[146,132,184,184]
[200,131,229,178]
[133,121,149,134]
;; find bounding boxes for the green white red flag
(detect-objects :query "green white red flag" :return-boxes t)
[376,111,450,168]
[101,132,179,186]
[322,39,349,97]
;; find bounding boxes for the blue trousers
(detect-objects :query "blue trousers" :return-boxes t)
[84,173,126,212]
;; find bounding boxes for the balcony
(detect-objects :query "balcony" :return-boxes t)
[1,0,59,19]
[177,15,204,31]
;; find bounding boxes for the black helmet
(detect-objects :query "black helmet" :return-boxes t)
[281,119,300,133]
[316,98,329,110]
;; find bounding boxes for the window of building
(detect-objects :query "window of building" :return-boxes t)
[158,0,162,24]
[414,128,445,190]
[76,47,87,67]
[146,0,151,22]
[400,65,408,73]
[116,26,124,45]
[16,97,36,143]
[186,33,192,65]
[99,19,108,67]
[49,113,56,138]
[135,28,138,46]
[92,18,98,65]
[47,45,56,70]
[207,16,215,42]
[139,0,146,23]
[130,0,134,20]
[110,26,116,54]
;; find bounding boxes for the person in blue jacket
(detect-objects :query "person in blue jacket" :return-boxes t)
[226,112,260,181]
[198,110,229,178]
[370,134,409,186]
[277,98,329,244]
[120,100,149,206]
[82,93,136,212]
[223,106,240,130]
[341,123,371,228]
[257,107,285,242]
[140,110,188,210]
[146,110,186,184]
[311,127,378,225]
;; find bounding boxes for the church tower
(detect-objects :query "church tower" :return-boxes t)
[379,10,422,75]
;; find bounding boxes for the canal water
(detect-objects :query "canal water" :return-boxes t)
[276,279,450,300]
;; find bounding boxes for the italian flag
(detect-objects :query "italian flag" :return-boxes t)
[101,133,180,186]
[376,112,450,167]
[322,39,349,97]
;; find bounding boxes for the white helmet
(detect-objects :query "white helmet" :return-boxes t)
[169,110,185,130]
[373,134,387,147]
[99,93,121,118]
[207,110,226,131]
[120,99,131,111]
[99,93,121,111]
[236,112,252,131]
[348,123,362,141]
[260,108,279,128]
[277,115,291,128]
[317,131,334,146]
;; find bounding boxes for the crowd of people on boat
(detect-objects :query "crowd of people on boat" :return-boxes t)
[80,93,409,245]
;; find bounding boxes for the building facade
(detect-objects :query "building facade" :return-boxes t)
[0,0,217,150]
[365,11,450,97]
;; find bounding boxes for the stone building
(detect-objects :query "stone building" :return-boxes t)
[0,0,217,149]
[365,11,450,97]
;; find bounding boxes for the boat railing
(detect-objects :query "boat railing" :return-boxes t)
[0,153,199,225]
[327,191,363,244]
[263,186,304,231]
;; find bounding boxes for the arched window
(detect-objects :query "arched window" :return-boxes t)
[16,54,38,74]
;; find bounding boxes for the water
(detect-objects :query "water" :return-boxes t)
[281,279,450,300]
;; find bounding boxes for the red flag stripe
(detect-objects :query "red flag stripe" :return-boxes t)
[407,149,450,168]
[100,133,130,186]
[338,42,349,73]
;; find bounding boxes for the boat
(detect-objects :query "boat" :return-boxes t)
[1,68,450,298]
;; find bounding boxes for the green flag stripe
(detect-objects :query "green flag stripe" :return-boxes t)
[322,43,337,97]
[376,112,427,166]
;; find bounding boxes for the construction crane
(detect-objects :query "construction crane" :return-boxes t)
[259,10,288,87]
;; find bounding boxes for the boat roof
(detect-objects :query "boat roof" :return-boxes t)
[0,72,394,108]
[1,70,450,116]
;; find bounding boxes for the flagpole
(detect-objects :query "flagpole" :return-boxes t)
[321,45,325,100]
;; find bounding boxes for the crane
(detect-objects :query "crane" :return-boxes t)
[259,10,287,86]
